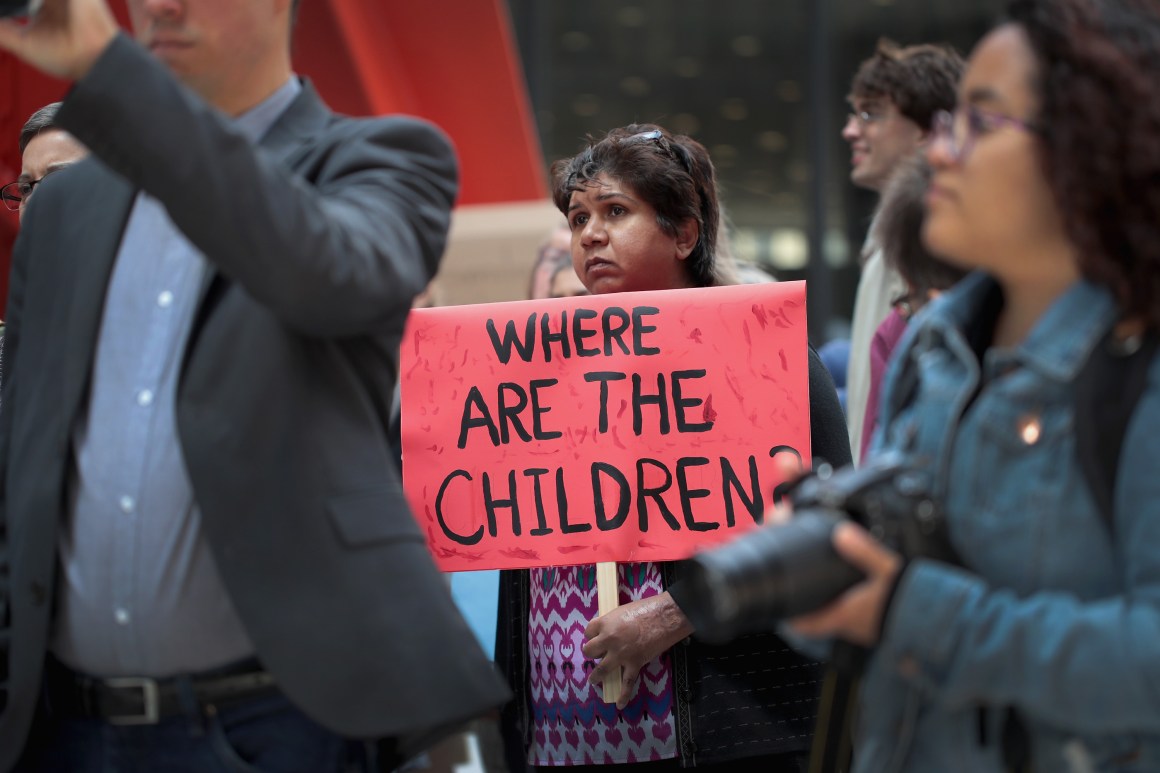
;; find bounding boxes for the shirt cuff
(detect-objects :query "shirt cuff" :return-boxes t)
[877,558,982,691]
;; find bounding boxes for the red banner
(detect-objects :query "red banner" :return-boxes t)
[401,282,811,571]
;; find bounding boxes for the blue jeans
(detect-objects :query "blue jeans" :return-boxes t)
[16,685,359,773]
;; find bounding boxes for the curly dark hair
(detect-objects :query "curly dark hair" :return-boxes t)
[551,123,723,288]
[872,154,967,304]
[850,40,965,130]
[1006,0,1160,328]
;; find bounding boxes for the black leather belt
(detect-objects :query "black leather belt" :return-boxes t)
[44,657,277,726]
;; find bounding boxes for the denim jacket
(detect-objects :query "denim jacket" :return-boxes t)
[855,272,1160,772]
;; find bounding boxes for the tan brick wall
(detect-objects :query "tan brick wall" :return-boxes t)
[436,200,564,307]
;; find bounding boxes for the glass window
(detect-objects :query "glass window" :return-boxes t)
[505,0,1002,335]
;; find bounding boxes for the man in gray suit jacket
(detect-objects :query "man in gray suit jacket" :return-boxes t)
[0,0,508,771]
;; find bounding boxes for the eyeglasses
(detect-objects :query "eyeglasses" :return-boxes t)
[931,107,1040,163]
[847,110,885,127]
[1,179,39,212]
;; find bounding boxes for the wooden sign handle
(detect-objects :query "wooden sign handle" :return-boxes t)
[595,561,622,705]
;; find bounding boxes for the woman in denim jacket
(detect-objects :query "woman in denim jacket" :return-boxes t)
[788,1,1160,771]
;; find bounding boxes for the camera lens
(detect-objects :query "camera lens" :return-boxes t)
[681,511,865,643]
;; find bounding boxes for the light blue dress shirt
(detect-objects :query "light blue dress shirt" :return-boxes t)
[53,78,302,678]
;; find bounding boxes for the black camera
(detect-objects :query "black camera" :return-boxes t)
[0,0,39,18]
[681,453,959,644]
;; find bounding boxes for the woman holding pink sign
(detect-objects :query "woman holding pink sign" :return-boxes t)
[496,124,852,772]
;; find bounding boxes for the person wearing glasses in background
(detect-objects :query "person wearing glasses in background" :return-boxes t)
[2,103,88,222]
[497,124,851,773]
[0,103,87,411]
[841,41,963,466]
[786,0,1160,769]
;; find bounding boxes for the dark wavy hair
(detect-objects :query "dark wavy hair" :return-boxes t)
[850,40,964,130]
[551,123,723,288]
[873,154,967,306]
[1006,0,1160,328]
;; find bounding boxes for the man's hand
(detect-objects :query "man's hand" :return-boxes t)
[0,0,118,81]
[582,591,694,709]
[788,523,902,646]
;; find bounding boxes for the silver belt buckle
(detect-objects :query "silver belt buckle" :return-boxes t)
[104,676,161,725]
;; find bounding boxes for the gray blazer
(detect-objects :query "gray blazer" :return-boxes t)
[0,34,507,771]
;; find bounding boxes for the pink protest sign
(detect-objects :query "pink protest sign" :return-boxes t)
[401,281,811,571]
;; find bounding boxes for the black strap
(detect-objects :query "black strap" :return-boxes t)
[1073,328,1158,529]
[809,667,857,773]
[1000,706,1032,773]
